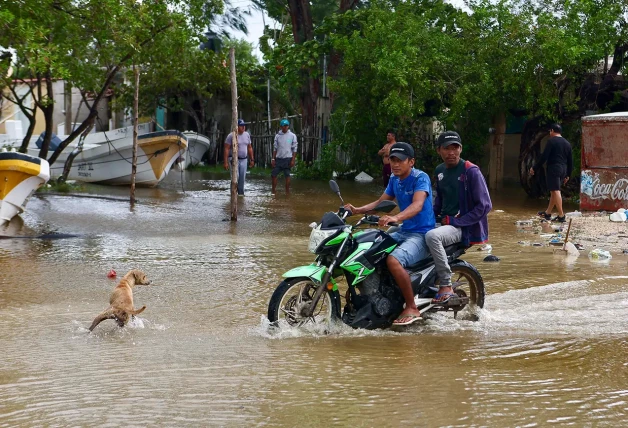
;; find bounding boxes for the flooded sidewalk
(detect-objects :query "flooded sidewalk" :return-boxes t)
[1,173,628,426]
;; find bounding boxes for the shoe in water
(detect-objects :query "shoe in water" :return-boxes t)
[552,215,566,223]
[537,211,551,220]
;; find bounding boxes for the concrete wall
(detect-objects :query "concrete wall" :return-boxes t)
[1,79,111,141]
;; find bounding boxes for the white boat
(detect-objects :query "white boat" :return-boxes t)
[0,151,50,225]
[34,131,188,187]
[177,131,211,169]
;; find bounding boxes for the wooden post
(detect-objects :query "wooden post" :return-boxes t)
[130,64,139,206]
[229,47,238,221]
[489,112,506,190]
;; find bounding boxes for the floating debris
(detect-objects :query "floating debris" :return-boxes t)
[477,244,492,252]
[483,255,500,262]
[589,248,612,261]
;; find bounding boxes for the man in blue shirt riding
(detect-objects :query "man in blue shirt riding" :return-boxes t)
[344,142,435,326]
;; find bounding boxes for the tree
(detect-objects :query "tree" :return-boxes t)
[1,0,225,166]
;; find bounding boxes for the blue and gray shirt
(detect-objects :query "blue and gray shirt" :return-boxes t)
[273,130,298,159]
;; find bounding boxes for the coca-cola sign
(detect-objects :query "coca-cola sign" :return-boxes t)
[581,170,628,201]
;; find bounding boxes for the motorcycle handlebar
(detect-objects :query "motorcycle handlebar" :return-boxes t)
[363,215,399,227]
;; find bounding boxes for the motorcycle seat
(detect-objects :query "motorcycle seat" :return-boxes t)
[405,242,468,271]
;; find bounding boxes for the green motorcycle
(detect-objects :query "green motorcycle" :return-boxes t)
[267,180,485,329]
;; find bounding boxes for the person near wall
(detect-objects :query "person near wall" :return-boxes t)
[529,123,572,223]
[223,119,254,196]
[271,119,298,195]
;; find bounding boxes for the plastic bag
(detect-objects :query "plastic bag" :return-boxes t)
[588,248,612,260]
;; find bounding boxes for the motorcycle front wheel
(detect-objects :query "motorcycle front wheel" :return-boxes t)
[267,277,341,326]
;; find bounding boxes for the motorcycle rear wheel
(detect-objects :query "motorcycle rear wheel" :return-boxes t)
[450,262,485,320]
[268,277,340,326]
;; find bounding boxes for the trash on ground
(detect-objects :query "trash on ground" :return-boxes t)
[609,211,627,222]
[515,219,533,227]
[565,211,582,218]
[575,243,585,250]
[588,248,612,260]
[495,209,504,213]
[517,240,530,246]
[354,171,374,182]
[477,244,492,252]
[532,242,544,247]
[549,237,564,246]
[483,255,500,262]
[622,249,628,254]
[107,269,117,278]
[563,242,580,256]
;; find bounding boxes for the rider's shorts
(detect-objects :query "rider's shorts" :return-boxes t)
[389,231,429,268]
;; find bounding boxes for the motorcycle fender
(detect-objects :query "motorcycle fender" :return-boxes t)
[282,265,339,291]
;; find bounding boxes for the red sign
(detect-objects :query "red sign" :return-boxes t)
[580,113,628,211]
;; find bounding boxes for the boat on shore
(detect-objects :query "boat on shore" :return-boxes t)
[180,131,211,169]
[35,130,188,187]
[0,151,50,225]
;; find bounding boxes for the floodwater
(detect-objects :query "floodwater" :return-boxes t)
[1,170,628,427]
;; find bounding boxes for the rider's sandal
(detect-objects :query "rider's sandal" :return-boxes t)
[432,287,458,305]
[393,313,422,326]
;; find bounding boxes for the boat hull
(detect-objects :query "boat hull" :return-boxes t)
[181,132,211,169]
[0,152,50,224]
[34,131,187,187]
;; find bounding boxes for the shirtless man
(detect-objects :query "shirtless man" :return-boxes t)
[378,131,396,187]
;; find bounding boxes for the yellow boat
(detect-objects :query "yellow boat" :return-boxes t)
[0,151,50,225]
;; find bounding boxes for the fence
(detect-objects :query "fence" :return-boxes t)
[206,114,329,168]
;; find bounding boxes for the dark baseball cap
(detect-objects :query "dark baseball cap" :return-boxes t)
[437,131,462,148]
[237,119,246,126]
[389,142,415,160]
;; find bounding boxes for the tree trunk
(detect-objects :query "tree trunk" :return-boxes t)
[19,112,36,154]
[287,0,319,163]
[48,66,121,165]
[518,117,548,198]
[130,65,139,206]
[37,73,55,160]
[229,47,238,221]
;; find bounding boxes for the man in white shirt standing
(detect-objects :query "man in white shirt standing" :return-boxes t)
[224,118,254,196]
[271,119,298,195]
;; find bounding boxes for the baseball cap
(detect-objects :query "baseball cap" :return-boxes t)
[237,119,246,126]
[388,142,415,161]
[436,131,462,148]
[280,119,290,126]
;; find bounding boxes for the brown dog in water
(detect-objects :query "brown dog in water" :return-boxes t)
[89,269,152,332]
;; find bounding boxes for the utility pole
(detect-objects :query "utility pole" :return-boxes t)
[64,82,72,135]
[130,64,139,207]
[229,47,239,221]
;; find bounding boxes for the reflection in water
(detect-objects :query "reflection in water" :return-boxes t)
[1,173,627,426]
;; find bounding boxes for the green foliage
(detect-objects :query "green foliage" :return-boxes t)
[293,142,341,180]
[255,0,628,179]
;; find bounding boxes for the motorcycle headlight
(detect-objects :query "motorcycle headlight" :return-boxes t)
[308,226,340,253]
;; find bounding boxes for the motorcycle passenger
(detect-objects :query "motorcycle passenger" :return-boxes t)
[344,142,435,326]
[426,131,492,304]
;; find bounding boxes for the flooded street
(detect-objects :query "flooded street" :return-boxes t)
[1,170,628,426]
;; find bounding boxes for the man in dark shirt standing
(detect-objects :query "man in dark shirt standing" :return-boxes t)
[529,123,573,223]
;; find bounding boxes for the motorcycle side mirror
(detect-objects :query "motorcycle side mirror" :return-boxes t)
[329,180,345,205]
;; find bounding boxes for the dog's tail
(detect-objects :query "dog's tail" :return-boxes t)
[89,308,115,332]
[130,306,146,316]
